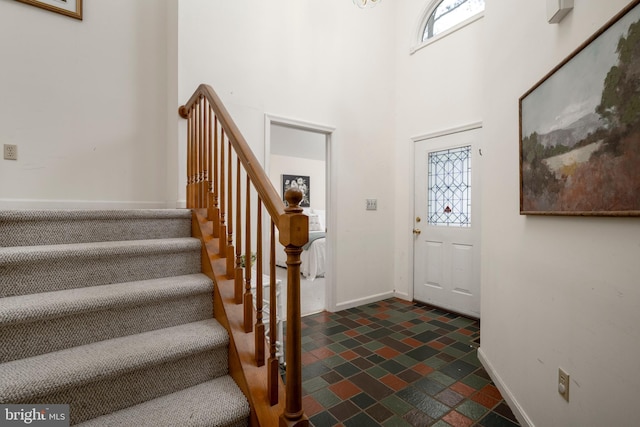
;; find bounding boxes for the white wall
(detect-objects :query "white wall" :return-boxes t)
[0,0,173,208]
[480,1,640,426]
[178,0,397,310]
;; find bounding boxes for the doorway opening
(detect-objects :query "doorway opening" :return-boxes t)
[265,115,335,316]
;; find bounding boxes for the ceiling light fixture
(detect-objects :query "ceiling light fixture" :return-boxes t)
[353,0,381,9]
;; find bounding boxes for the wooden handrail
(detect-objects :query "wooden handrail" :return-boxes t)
[180,84,309,427]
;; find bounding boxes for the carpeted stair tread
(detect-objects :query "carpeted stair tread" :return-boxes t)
[0,319,229,402]
[0,274,215,362]
[0,273,213,326]
[0,209,192,222]
[0,238,202,297]
[0,238,201,264]
[0,209,193,247]
[76,376,249,427]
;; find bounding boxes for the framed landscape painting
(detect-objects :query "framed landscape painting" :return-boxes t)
[519,0,640,216]
[16,0,82,20]
[282,175,310,208]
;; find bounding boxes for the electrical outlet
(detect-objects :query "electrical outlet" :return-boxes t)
[558,368,570,402]
[366,199,377,211]
[4,144,17,161]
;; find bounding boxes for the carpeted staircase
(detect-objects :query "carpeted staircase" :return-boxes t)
[0,209,249,426]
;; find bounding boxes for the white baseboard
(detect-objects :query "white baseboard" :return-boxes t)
[477,347,534,427]
[394,291,411,301]
[0,199,171,209]
[176,199,187,208]
[334,291,395,311]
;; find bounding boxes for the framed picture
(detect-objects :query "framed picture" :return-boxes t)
[519,0,640,216]
[16,0,83,20]
[282,175,310,208]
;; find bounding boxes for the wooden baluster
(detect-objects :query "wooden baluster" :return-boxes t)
[207,108,217,232]
[193,105,197,208]
[234,157,243,304]
[255,197,265,367]
[186,110,193,208]
[244,174,253,333]
[201,99,206,207]
[206,102,211,210]
[268,219,279,405]
[199,97,206,207]
[210,118,220,237]
[190,107,197,208]
[194,99,199,208]
[202,98,208,208]
[219,130,228,257]
[280,188,309,427]
[226,142,235,277]
[195,103,199,207]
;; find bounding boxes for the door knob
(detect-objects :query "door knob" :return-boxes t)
[413,229,421,235]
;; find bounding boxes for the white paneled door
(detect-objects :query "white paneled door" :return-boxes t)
[413,127,481,318]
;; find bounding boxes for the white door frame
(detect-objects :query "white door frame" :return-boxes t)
[265,114,337,312]
[410,121,483,304]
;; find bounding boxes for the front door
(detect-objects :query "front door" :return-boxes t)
[413,127,481,318]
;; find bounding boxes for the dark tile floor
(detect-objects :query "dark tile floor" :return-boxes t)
[299,298,520,427]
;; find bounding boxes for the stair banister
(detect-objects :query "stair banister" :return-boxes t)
[179,86,284,221]
[179,84,309,427]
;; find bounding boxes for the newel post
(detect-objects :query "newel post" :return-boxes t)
[279,188,309,427]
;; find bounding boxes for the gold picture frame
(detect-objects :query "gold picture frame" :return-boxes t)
[16,0,82,20]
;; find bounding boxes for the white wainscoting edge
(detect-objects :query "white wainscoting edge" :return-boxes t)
[0,199,170,209]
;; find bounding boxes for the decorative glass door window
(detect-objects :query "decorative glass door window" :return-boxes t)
[427,146,471,227]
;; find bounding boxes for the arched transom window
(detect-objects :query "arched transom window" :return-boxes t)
[422,0,485,42]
